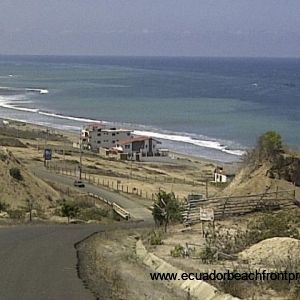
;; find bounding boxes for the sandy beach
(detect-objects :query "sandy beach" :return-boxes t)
[0,118,238,204]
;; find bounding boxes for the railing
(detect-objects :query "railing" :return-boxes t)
[183,189,297,224]
[88,192,130,220]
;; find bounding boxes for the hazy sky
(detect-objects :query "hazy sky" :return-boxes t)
[0,0,299,57]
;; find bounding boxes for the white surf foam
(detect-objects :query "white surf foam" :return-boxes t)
[38,111,107,124]
[133,130,245,156]
[0,95,39,113]
[0,92,244,157]
[26,88,49,94]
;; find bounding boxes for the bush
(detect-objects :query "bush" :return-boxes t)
[0,201,10,212]
[79,207,109,221]
[170,244,184,257]
[148,230,163,245]
[9,167,23,181]
[204,212,300,259]
[8,209,26,220]
[61,202,80,223]
[152,190,183,232]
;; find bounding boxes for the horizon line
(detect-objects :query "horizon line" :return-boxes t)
[0,53,300,60]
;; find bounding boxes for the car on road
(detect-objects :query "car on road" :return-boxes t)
[73,180,85,188]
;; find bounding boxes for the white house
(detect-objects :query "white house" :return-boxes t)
[214,166,235,183]
[81,123,132,151]
[118,136,161,157]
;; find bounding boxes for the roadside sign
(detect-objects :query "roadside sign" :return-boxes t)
[200,208,214,221]
[44,148,52,161]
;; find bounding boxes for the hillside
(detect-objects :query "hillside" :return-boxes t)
[0,147,60,210]
[221,153,300,201]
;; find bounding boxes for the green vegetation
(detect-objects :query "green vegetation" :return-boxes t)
[170,244,185,257]
[200,211,300,263]
[0,201,10,212]
[61,202,79,223]
[9,167,23,181]
[257,131,283,161]
[152,190,183,232]
[244,130,283,164]
[7,209,26,220]
[79,207,109,221]
[147,230,164,245]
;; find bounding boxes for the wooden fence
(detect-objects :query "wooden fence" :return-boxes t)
[47,164,164,202]
[183,189,297,224]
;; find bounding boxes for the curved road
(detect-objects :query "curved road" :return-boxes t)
[0,224,102,300]
[0,165,153,299]
[32,166,152,221]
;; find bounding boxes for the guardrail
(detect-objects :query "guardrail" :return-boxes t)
[88,192,130,220]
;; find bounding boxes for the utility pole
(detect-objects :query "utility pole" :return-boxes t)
[43,127,49,167]
[79,128,83,180]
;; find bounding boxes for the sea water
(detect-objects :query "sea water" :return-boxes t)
[0,56,299,162]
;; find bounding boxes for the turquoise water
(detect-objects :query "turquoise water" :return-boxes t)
[0,56,299,162]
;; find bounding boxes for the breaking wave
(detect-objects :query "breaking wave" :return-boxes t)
[0,90,245,157]
[133,130,245,156]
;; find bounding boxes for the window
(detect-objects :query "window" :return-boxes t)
[125,144,130,149]
[97,133,101,136]
[127,132,130,136]
[112,140,115,144]
[97,141,101,144]
[112,133,115,136]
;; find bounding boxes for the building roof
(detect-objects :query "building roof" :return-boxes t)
[102,128,132,133]
[118,136,161,145]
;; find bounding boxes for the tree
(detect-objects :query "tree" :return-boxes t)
[152,191,183,232]
[257,131,282,161]
[61,202,79,223]
[244,131,283,165]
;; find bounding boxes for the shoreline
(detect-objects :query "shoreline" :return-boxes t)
[0,116,242,164]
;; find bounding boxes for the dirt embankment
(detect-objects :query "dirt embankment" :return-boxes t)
[0,147,59,209]
[76,229,189,300]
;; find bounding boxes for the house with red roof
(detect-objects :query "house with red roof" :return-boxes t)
[118,136,161,157]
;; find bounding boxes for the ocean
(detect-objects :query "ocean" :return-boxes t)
[0,55,299,162]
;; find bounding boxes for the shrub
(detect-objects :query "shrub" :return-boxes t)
[170,244,184,257]
[79,207,109,221]
[61,202,80,223]
[148,230,163,245]
[9,167,23,181]
[0,201,10,212]
[152,190,183,232]
[8,209,26,220]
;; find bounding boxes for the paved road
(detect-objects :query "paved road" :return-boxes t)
[0,224,103,300]
[32,166,152,221]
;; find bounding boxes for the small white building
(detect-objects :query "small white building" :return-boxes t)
[214,166,235,183]
[118,136,161,157]
[81,123,132,151]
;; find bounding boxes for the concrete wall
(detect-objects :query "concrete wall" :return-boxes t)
[136,240,239,300]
